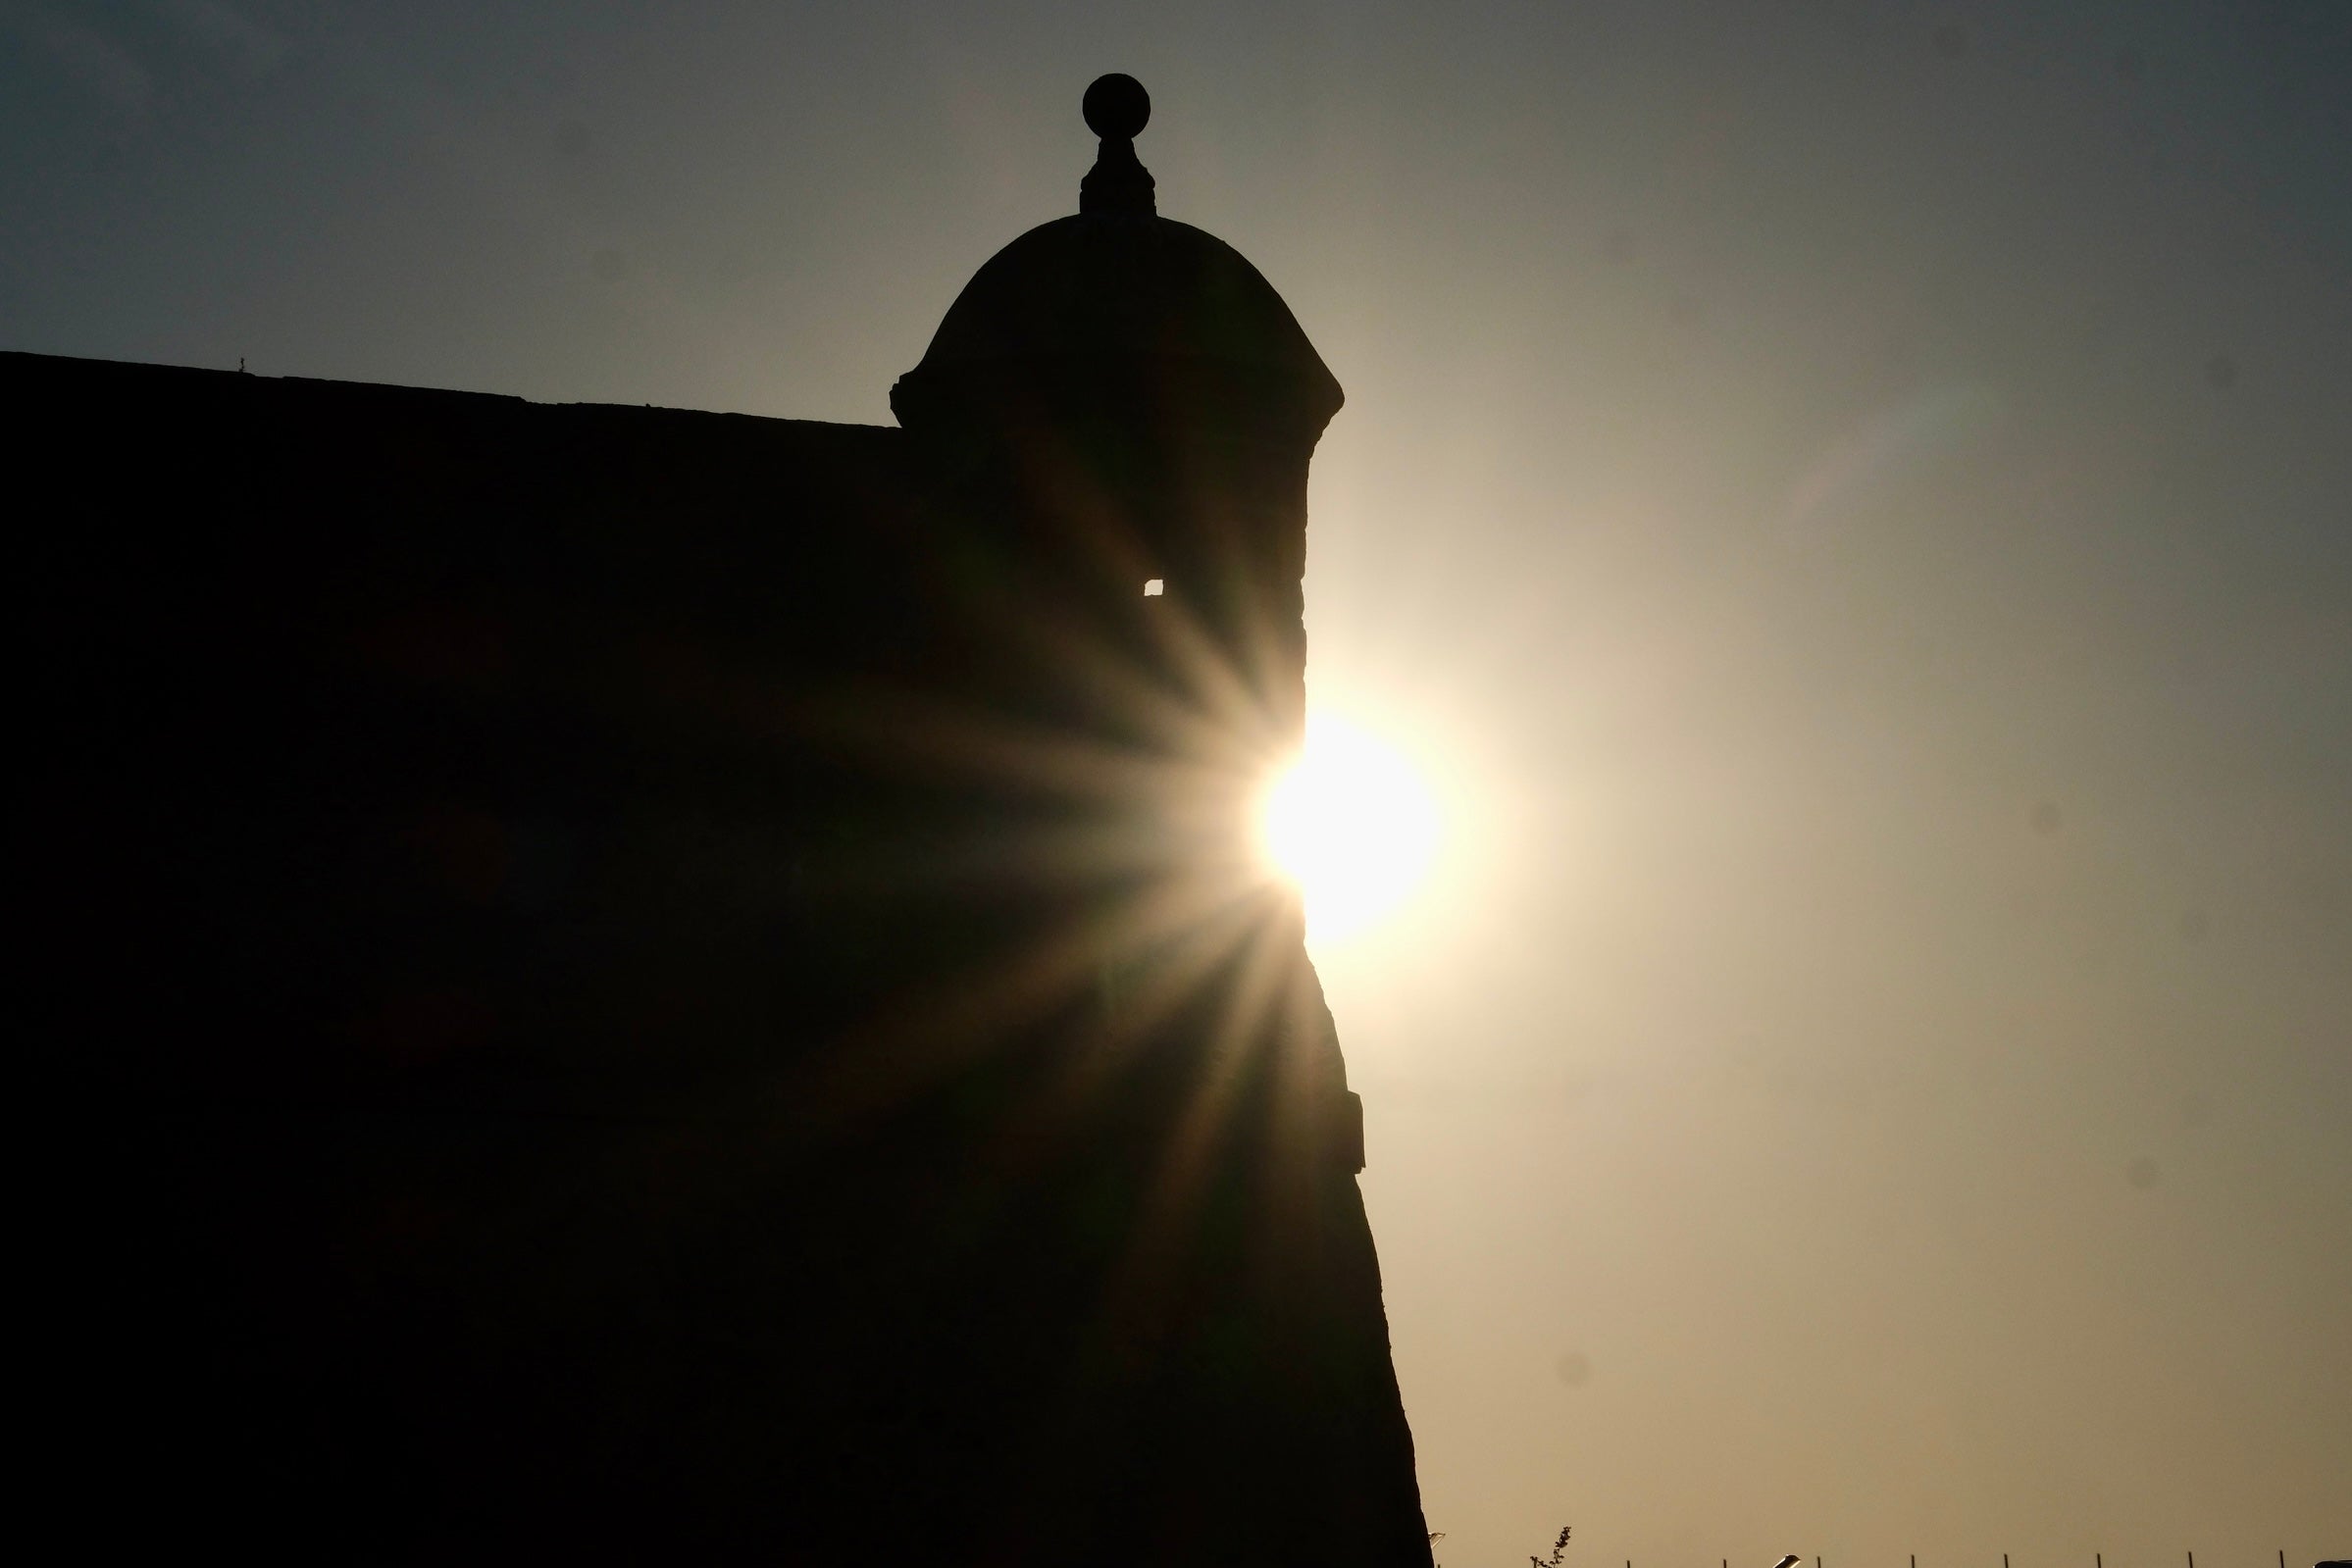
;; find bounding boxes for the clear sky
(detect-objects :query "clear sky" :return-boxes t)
[6,3,2346,1564]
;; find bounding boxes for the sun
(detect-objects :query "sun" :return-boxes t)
[1257,711,1441,942]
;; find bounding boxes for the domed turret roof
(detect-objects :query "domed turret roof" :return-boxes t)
[891,77,1342,437]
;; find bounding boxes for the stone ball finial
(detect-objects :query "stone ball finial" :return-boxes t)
[1078,75,1155,215]
[1083,74,1150,141]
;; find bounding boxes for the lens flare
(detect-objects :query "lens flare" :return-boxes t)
[1258,711,1440,941]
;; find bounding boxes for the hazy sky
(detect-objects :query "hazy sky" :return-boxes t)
[6,2,2347,1563]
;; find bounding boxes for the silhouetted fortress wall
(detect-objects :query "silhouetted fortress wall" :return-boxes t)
[15,77,1429,1568]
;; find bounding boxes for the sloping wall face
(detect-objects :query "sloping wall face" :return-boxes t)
[14,349,1428,1566]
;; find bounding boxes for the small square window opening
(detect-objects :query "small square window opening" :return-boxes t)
[1143,579,1164,597]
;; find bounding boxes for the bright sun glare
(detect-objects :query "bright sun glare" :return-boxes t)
[1258,711,1441,942]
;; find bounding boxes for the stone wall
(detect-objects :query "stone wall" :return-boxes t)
[14,348,1428,1565]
